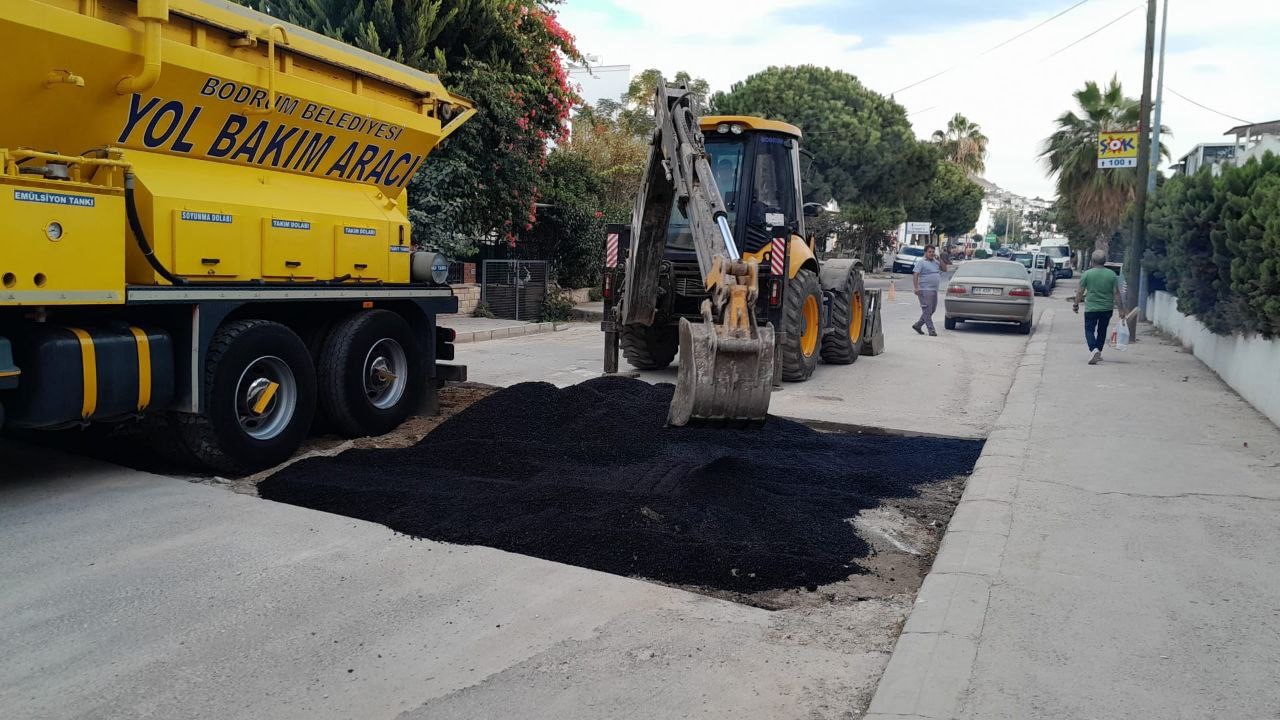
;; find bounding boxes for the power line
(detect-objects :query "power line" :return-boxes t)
[1165,87,1253,126]
[892,0,1094,95]
[1040,5,1141,62]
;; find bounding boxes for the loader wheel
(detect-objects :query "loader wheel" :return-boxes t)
[820,268,865,365]
[177,319,316,475]
[317,310,424,438]
[781,267,822,381]
[620,323,679,370]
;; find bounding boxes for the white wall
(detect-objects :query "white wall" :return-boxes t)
[1237,136,1280,167]
[1149,291,1280,428]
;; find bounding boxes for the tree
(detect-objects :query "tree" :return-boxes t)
[1040,77,1168,256]
[520,151,607,289]
[910,161,984,237]
[616,69,710,136]
[931,113,989,175]
[710,66,936,212]
[233,0,581,256]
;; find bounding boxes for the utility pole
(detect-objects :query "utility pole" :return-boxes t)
[1148,0,1170,195]
[1127,0,1158,330]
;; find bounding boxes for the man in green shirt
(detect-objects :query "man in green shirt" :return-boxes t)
[1074,250,1125,364]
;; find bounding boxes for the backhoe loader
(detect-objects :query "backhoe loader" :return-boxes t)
[601,79,884,425]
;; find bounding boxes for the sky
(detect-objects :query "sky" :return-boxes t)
[554,0,1280,199]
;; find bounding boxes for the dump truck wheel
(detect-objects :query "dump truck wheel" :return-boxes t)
[178,319,316,475]
[781,267,822,381]
[820,268,865,365]
[620,323,679,370]
[318,310,424,438]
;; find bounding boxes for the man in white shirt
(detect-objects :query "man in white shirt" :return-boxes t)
[911,245,948,336]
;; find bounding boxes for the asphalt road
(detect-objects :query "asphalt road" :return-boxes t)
[0,442,895,720]
[462,273,1044,438]
[0,269,1054,719]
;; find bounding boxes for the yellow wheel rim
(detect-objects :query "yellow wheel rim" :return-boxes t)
[850,291,864,343]
[801,295,820,357]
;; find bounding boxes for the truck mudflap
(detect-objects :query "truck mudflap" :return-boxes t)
[860,288,886,356]
[435,364,467,383]
[0,336,19,391]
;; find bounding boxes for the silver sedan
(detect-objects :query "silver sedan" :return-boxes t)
[943,260,1035,334]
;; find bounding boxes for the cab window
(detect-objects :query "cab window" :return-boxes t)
[667,140,745,250]
[750,137,796,229]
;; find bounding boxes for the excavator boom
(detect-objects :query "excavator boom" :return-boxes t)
[619,81,775,425]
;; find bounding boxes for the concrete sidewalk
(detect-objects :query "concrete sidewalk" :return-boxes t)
[437,315,568,343]
[866,311,1280,719]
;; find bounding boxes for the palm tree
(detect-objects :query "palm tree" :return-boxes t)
[1040,77,1168,255]
[931,113,989,175]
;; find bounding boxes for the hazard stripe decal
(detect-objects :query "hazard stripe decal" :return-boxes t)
[606,233,619,268]
[771,237,786,276]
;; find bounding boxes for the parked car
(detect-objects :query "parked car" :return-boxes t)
[1011,251,1055,296]
[943,259,1035,334]
[891,245,926,274]
[1041,241,1073,278]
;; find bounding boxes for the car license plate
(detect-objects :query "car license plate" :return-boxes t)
[973,287,1002,296]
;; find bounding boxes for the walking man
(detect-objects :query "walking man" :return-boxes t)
[912,244,947,336]
[1074,250,1125,364]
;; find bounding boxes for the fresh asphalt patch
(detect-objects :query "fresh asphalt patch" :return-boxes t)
[258,377,983,593]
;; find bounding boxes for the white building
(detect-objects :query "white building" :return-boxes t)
[1170,120,1280,177]
[1226,120,1280,167]
[567,56,630,108]
[1171,142,1238,176]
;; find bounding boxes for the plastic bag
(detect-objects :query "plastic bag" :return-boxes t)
[1110,321,1130,351]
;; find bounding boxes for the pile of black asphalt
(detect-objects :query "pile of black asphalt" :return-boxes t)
[259,376,982,592]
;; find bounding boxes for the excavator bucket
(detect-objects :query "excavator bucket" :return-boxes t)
[668,317,775,426]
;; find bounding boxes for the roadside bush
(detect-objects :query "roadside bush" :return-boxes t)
[1147,151,1280,337]
[541,287,576,322]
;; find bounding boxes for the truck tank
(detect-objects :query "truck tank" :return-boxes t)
[0,0,474,296]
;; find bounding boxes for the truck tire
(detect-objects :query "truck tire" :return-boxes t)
[177,319,316,475]
[620,323,679,370]
[317,310,424,438]
[820,268,865,365]
[781,267,822,381]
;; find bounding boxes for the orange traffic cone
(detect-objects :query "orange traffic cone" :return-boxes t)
[887,280,897,302]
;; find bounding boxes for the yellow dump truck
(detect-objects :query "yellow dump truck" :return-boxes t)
[0,0,475,472]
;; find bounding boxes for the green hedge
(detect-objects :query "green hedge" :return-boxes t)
[1147,152,1280,338]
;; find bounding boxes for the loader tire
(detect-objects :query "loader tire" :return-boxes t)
[620,323,679,370]
[781,267,822,382]
[820,268,865,365]
[317,310,424,438]
[177,319,316,476]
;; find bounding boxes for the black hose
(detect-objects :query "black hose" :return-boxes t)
[125,172,186,286]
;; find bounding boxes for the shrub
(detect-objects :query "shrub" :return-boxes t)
[541,287,576,322]
[1148,151,1280,337]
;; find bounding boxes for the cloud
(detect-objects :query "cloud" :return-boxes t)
[557,0,1280,197]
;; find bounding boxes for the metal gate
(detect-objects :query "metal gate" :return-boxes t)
[481,260,548,321]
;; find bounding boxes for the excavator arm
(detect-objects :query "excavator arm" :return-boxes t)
[619,80,775,425]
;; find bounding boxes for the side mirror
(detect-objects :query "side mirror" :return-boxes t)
[802,202,822,217]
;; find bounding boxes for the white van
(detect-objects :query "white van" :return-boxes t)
[1011,251,1055,296]
[1040,241,1073,279]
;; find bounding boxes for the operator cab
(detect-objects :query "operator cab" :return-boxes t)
[666,116,805,258]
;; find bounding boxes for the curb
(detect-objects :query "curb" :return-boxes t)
[863,309,1054,720]
[452,321,570,344]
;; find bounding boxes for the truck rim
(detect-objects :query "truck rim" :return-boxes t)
[236,356,297,441]
[364,338,408,410]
